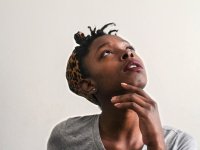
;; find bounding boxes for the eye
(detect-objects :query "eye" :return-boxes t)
[101,50,112,57]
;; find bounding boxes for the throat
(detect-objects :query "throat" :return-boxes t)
[99,110,143,149]
[100,107,140,132]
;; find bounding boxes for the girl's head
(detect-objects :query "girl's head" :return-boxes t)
[66,23,147,107]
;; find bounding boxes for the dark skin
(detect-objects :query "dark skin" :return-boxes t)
[81,35,166,150]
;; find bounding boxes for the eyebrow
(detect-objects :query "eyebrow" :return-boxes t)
[96,42,110,51]
[95,40,131,54]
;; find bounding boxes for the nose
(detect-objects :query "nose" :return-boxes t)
[121,50,134,60]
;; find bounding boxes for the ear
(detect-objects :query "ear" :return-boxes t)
[80,79,96,95]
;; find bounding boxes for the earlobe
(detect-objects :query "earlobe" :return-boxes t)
[80,79,96,94]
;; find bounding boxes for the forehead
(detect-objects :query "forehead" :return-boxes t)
[89,35,128,50]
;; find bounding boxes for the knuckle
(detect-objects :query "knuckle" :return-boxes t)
[151,100,157,108]
[149,99,157,108]
[146,102,156,111]
[131,103,135,108]
[143,110,151,118]
[146,105,151,110]
[130,94,135,100]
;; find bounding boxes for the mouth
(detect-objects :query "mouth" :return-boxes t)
[123,60,143,72]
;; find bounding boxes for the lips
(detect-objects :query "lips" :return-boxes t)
[123,60,143,72]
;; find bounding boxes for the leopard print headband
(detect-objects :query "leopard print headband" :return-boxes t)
[66,52,99,105]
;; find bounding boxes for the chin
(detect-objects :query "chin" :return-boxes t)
[128,78,147,89]
[138,82,146,89]
[134,82,146,89]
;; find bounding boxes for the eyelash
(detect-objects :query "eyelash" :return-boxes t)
[100,46,135,58]
[127,46,135,51]
[101,50,112,58]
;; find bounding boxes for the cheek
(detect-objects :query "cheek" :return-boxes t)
[92,60,119,78]
[93,67,117,82]
[89,62,120,85]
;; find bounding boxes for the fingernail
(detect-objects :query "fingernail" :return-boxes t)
[121,83,127,86]
[111,96,116,102]
[114,103,120,107]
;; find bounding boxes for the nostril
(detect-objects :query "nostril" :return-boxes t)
[121,52,134,60]
[122,53,128,60]
[130,53,134,57]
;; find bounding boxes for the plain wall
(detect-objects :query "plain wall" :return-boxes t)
[0,0,199,149]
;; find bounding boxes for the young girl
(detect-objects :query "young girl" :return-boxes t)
[48,23,197,150]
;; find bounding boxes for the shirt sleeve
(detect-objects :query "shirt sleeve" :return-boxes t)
[47,124,66,150]
[176,132,198,150]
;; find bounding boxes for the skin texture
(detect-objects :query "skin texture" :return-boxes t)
[81,35,166,150]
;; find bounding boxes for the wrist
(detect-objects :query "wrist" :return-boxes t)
[147,144,166,150]
[147,137,166,150]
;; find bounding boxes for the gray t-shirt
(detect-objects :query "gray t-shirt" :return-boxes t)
[47,114,198,150]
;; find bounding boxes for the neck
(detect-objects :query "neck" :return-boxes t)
[99,102,142,141]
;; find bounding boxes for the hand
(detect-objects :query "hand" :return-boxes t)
[111,83,166,150]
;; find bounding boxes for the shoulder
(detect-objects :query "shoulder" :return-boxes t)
[47,114,99,150]
[163,126,198,150]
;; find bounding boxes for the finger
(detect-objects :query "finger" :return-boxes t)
[111,93,147,107]
[121,83,151,99]
[114,102,146,116]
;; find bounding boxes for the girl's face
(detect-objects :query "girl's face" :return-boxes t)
[84,35,147,99]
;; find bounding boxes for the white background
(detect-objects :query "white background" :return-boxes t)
[0,0,199,149]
